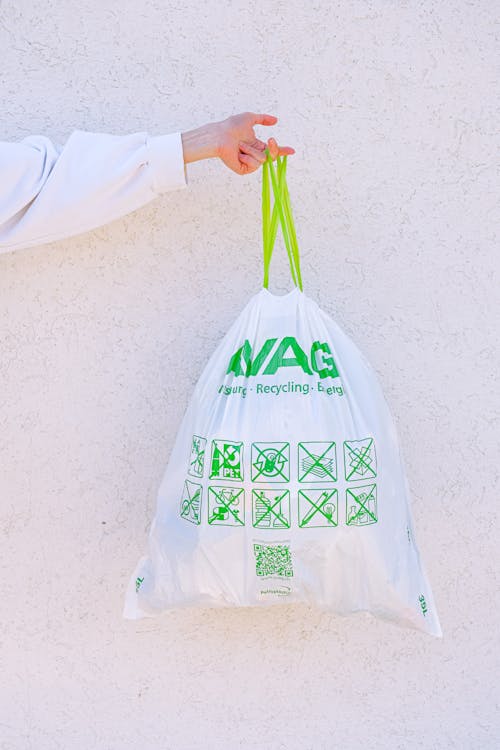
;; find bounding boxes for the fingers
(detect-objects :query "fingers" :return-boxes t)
[239,140,266,164]
[238,138,295,174]
[239,152,261,173]
[252,112,278,126]
[249,136,295,158]
[266,137,296,159]
[266,137,279,160]
[230,113,296,175]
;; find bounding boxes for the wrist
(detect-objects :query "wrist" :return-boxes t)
[181,122,220,164]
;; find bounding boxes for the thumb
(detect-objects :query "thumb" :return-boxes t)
[252,113,278,126]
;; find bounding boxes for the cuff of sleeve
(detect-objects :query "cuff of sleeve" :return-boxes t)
[146,131,188,194]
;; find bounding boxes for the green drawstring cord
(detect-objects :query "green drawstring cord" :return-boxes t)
[262,147,303,291]
[262,154,270,288]
[262,153,286,287]
[281,158,303,289]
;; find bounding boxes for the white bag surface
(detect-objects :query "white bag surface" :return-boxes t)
[123,154,442,637]
[123,285,441,636]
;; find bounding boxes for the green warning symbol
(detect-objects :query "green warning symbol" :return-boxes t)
[298,441,337,482]
[251,442,290,482]
[298,488,338,527]
[208,486,245,526]
[180,480,203,525]
[343,438,377,481]
[346,484,378,526]
[209,439,244,481]
[252,489,290,529]
[188,434,206,478]
[253,542,293,577]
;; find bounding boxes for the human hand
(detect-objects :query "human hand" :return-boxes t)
[216,112,295,175]
[181,111,295,175]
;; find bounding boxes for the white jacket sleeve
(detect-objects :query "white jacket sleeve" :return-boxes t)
[0,129,188,254]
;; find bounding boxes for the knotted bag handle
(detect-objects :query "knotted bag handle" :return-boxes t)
[261,148,303,291]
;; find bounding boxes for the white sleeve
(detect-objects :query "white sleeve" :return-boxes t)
[0,129,188,255]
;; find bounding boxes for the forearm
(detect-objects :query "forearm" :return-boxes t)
[181,122,219,164]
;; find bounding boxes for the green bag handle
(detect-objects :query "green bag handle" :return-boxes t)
[262,147,303,291]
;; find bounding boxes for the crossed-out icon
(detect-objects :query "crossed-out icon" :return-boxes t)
[251,442,290,482]
[346,484,378,525]
[188,434,206,478]
[208,486,245,526]
[298,488,338,527]
[298,441,337,482]
[179,480,203,525]
[252,489,290,529]
[343,438,377,481]
[210,439,244,481]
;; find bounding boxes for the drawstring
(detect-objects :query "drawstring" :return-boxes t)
[262,148,303,291]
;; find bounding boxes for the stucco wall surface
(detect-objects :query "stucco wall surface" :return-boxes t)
[1,2,499,749]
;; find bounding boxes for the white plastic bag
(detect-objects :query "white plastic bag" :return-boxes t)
[123,152,442,637]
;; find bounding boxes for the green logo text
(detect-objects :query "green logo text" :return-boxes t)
[227,336,339,380]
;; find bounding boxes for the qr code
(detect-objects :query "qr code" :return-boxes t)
[253,543,293,578]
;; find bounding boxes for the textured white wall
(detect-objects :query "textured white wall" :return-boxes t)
[1,1,498,748]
